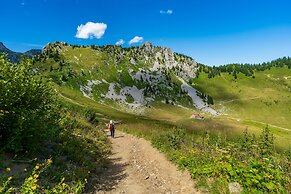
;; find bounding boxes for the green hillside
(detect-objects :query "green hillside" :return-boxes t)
[190,67,291,147]
[30,42,291,149]
[1,43,290,193]
[32,42,215,113]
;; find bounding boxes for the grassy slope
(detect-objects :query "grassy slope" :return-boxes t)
[192,67,291,149]
[56,82,291,150]
[55,86,291,193]
[35,44,291,149]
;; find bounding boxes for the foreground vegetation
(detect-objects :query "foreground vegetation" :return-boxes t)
[0,55,110,193]
[121,124,290,193]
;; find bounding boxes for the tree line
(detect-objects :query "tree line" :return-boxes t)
[198,57,291,79]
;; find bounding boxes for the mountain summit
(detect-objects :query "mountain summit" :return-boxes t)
[34,42,217,114]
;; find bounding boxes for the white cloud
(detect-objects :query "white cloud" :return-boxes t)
[129,36,144,44]
[76,21,107,39]
[167,10,173,14]
[116,39,125,46]
[160,9,173,15]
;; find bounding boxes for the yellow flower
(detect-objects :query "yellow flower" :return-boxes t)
[34,174,39,179]
[32,185,37,190]
[34,165,40,170]
[27,176,33,181]
[8,176,13,181]
[6,167,11,172]
[47,158,53,164]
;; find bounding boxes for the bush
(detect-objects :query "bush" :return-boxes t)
[149,126,290,193]
[0,159,85,193]
[84,109,99,126]
[0,55,60,152]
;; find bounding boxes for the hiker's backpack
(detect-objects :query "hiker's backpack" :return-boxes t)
[110,123,115,130]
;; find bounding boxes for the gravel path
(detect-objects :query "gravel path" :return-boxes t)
[87,130,200,194]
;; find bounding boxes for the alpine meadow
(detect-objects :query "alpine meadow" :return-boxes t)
[1,0,291,193]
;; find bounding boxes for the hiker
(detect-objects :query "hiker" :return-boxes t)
[108,120,115,138]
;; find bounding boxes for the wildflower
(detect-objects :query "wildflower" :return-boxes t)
[6,167,11,172]
[27,176,33,181]
[34,165,40,170]
[47,158,53,164]
[32,185,37,190]
[8,176,13,181]
[34,174,39,179]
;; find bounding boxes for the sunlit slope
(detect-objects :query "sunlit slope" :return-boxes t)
[56,83,291,150]
[32,42,291,149]
[193,67,291,129]
[33,42,215,113]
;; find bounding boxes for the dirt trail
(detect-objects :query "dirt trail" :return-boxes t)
[87,130,200,194]
[219,96,261,105]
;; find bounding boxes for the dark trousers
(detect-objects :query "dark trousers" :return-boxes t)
[110,129,115,138]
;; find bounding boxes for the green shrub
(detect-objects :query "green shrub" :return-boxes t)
[152,128,186,151]
[84,108,99,125]
[0,159,85,194]
[144,126,290,193]
[0,55,60,152]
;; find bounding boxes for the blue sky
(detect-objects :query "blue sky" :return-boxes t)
[1,0,291,66]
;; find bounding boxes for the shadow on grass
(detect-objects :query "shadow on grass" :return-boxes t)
[84,156,128,193]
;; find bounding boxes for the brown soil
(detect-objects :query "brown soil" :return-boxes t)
[86,130,200,194]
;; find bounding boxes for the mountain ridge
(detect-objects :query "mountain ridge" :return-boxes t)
[33,41,217,115]
[0,42,41,62]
